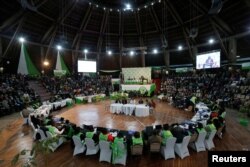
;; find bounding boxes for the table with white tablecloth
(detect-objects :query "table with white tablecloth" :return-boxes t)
[135,104,150,117]
[75,94,106,103]
[110,103,124,114]
[110,103,150,117]
[191,102,211,126]
[123,104,136,115]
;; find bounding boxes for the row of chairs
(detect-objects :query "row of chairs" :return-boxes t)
[72,136,127,165]
[71,129,217,165]
[30,122,65,152]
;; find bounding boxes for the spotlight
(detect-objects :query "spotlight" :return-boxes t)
[209,38,214,44]
[126,3,131,9]
[84,49,88,54]
[19,37,25,43]
[57,45,62,50]
[153,49,158,54]
[130,51,135,56]
[178,45,183,51]
[107,50,112,55]
[43,61,49,66]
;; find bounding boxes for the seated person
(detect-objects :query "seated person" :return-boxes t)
[161,124,173,145]
[129,98,136,104]
[85,126,99,143]
[205,120,216,132]
[45,121,65,136]
[111,132,126,162]
[121,99,127,105]
[148,130,162,144]
[145,99,150,106]
[205,120,216,138]
[99,128,114,142]
[63,120,76,139]
[196,122,206,133]
[74,127,85,141]
[132,131,143,145]
[138,98,144,104]
[185,96,197,112]
[171,124,188,143]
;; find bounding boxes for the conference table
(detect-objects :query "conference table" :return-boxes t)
[75,94,105,103]
[110,103,150,117]
[191,102,211,126]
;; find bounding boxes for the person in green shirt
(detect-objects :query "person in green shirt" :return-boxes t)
[196,122,206,133]
[45,121,65,137]
[161,124,173,145]
[85,126,98,143]
[205,120,216,139]
[112,132,126,163]
[132,131,143,145]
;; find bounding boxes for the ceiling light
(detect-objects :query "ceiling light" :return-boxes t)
[178,45,183,51]
[153,49,158,54]
[237,55,240,58]
[43,61,49,66]
[144,5,147,8]
[19,37,25,43]
[57,45,62,50]
[126,4,131,9]
[151,2,154,5]
[209,38,214,44]
[84,49,88,54]
[130,51,135,56]
[107,50,112,55]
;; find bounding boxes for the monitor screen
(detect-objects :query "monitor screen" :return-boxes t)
[196,51,220,69]
[77,60,96,73]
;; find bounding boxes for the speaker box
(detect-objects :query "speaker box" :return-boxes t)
[208,0,223,14]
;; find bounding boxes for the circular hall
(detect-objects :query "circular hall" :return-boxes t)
[0,0,250,167]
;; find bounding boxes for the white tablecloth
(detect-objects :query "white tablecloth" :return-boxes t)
[135,104,150,117]
[191,102,211,126]
[123,104,136,115]
[76,94,105,103]
[110,103,123,114]
[110,103,149,117]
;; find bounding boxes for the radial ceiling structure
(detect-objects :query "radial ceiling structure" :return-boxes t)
[0,0,250,66]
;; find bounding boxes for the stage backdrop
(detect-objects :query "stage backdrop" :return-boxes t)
[122,67,152,81]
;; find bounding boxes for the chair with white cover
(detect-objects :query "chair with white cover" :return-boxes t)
[30,122,38,140]
[46,131,64,152]
[99,141,112,163]
[112,141,127,166]
[131,144,143,155]
[189,131,207,152]
[161,137,177,160]
[205,130,217,150]
[37,128,47,141]
[72,136,85,156]
[85,138,99,155]
[174,136,191,159]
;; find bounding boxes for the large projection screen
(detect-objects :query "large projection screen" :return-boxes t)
[78,60,96,73]
[196,51,221,69]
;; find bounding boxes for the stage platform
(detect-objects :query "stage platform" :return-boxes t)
[121,84,156,96]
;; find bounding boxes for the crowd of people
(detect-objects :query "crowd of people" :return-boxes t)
[0,74,40,116]
[160,68,250,111]
[40,75,112,98]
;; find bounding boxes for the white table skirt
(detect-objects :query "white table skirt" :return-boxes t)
[76,94,105,103]
[110,103,123,114]
[110,103,149,117]
[135,104,150,117]
[123,104,136,115]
